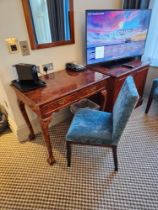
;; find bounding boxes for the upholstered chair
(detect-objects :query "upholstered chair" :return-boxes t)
[66,76,139,171]
[145,78,158,114]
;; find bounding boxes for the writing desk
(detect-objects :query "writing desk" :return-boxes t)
[13,69,109,164]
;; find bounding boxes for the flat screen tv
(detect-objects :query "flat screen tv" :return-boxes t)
[86,10,151,65]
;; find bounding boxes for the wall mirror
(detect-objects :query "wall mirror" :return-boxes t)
[22,0,75,49]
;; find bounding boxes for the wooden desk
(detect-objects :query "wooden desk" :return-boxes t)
[12,69,109,164]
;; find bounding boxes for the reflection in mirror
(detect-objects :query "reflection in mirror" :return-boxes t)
[22,0,75,49]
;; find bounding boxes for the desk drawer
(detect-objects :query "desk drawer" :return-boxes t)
[76,81,106,98]
[40,93,77,117]
[40,81,107,118]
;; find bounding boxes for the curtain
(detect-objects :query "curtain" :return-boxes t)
[123,0,150,9]
[29,0,52,44]
[142,0,158,67]
[47,0,65,42]
[63,0,70,40]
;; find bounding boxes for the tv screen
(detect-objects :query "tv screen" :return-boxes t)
[86,10,151,65]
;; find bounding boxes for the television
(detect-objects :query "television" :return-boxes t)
[86,10,151,65]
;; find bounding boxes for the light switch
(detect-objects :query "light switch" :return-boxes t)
[5,38,19,54]
[19,40,30,56]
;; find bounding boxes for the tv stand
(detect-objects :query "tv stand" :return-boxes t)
[89,59,149,112]
[99,57,141,69]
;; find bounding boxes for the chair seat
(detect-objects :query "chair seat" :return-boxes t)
[66,108,113,145]
[153,87,158,100]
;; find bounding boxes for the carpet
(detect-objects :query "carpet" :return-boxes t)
[0,106,158,209]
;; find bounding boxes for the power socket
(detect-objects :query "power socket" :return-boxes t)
[42,63,53,71]
[19,40,30,56]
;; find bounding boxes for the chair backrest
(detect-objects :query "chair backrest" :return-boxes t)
[112,76,139,144]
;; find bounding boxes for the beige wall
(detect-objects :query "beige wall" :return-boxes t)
[0,0,121,140]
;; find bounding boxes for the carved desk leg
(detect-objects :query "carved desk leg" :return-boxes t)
[39,117,56,165]
[99,89,107,111]
[17,99,35,140]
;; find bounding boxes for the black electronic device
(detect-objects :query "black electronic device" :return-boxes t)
[86,9,151,66]
[15,63,39,83]
[11,80,46,92]
[66,62,86,71]
[11,63,46,92]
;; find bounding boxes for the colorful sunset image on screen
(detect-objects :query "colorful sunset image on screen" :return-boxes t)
[86,10,151,65]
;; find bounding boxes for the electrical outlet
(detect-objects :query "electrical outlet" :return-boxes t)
[19,40,30,56]
[42,63,53,71]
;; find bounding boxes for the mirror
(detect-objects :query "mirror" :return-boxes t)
[22,0,75,49]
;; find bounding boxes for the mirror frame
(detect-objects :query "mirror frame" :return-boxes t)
[21,0,75,50]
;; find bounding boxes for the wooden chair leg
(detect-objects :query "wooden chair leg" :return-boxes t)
[66,141,71,167]
[145,94,153,114]
[112,146,118,171]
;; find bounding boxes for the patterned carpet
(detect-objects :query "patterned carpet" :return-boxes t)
[0,105,158,210]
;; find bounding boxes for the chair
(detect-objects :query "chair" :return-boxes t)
[145,78,158,114]
[66,76,139,171]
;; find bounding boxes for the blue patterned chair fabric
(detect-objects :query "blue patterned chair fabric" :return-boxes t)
[152,78,158,100]
[112,76,139,145]
[66,76,139,170]
[145,78,158,114]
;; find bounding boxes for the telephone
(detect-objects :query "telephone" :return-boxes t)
[65,62,86,71]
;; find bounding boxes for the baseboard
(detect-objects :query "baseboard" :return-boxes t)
[8,108,72,142]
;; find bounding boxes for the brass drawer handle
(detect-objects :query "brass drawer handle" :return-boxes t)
[90,87,97,92]
[58,99,65,105]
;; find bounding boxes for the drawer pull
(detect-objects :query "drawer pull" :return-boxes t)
[90,87,97,92]
[58,99,65,105]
